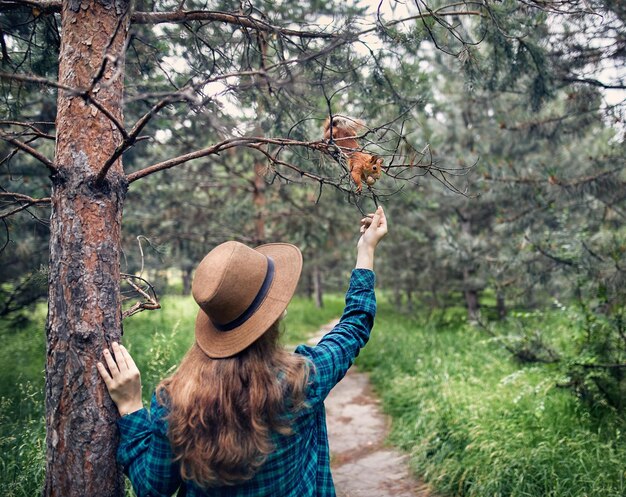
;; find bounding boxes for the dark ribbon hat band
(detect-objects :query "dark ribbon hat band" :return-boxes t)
[213,257,275,332]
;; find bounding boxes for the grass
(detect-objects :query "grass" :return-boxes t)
[0,307,46,497]
[281,294,345,345]
[357,303,626,497]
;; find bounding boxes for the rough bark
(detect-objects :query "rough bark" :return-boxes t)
[44,0,130,495]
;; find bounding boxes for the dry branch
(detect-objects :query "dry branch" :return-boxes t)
[130,10,337,39]
[121,273,161,319]
[0,192,51,219]
[126,137,326,183]
[0,71,129,141]
[0,0,60,11]
[0,121,55,140]
[0,134,56,171]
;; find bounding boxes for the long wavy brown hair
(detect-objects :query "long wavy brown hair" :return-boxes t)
[157,322,309,487]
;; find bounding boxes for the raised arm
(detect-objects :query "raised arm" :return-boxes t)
[296,206,388,404]
[356,206,388,270]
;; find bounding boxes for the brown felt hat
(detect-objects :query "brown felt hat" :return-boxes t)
[192,241,302,358]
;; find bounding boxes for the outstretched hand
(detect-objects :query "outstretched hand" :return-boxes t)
[97,342,143,417]
[356,206,388,270]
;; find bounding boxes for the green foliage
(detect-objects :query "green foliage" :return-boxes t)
[0,310,46,497]
[0,269,48,319]
[123,296,197,398]
[0,305,46,410]
[0,392,46,497]
[281,294,345,345]
[358,306,626,497]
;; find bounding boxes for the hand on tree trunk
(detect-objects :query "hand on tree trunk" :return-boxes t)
[97,343,144,417]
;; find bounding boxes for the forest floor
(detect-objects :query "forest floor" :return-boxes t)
[306,320,436,497]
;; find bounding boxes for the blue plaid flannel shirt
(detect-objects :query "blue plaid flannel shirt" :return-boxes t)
[117,269,376,497]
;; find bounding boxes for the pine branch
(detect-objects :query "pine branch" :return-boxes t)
[0,192,51,202]
[0,134,56,172]
[97,70,269,182]
[0,120,55,140]
[130,10,335,39]
[562,77,626,90]
[126,137,326,183]
[0,72,129,141]
[95,98,171,184]
[525,236,576,267]
[0,0,60,11]
[483,167,624,188]
[0,192,51,220]
[0,0,484,45]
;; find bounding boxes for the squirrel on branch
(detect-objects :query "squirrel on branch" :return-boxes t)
[323,115,383,192]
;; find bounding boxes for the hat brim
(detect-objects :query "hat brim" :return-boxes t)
[194,243,302,358]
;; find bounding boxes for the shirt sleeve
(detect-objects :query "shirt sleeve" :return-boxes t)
[295,268,376,405]
[117,393,182,497]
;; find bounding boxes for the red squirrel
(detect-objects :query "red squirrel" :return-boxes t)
[323,115,383,192]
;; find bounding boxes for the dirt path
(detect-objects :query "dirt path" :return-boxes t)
[307,320,435,497]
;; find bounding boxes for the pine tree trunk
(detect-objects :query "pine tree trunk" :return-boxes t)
[44,0,130,495]
[253,161,266,245]
[305,270,313,300]
[460,215,480,323]
[313,265,323,308]
[182,266,193,296]
[463,282,480,323]
[496,290,507,320]
[393,286,402,311]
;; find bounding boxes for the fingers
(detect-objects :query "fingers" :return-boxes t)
[102,347,120,376]
[360,216,372,233]
[376,206,388,233]
[112,342,129,372]
[369,206,382,230]
[119,344,139,373]
[98,342,134,381]
[361,207,384,228]
[96,361,112,385]
[359,206,387,244]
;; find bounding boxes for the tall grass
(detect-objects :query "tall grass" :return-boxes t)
[0,307,46,497]
[358,303,626,497]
